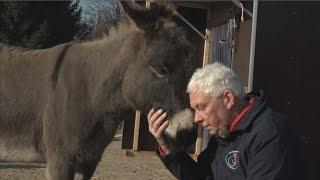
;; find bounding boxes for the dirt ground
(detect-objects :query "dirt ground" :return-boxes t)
[0,139,176,180]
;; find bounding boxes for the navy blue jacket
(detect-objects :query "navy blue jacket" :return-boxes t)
[158,91,315,180]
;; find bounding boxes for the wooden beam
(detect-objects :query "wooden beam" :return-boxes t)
[202,29,211,66]
[194,125,203,156]
[145,0,151,9]
[132,110,141,151]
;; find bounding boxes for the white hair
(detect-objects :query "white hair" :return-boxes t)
[187,62,245,98]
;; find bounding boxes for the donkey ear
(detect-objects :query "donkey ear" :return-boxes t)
[120,1,174,32]
[120,1,156,30]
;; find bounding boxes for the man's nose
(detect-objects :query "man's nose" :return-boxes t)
[194,111,203,124]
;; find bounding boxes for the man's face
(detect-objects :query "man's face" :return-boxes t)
[189,91,231,136]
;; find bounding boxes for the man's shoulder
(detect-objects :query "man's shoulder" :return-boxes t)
[250,107,302,145]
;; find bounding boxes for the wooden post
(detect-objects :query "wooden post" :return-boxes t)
[132,110,141,151]
[202,29,211,66]
[146,0,151,9]
[195,8,212,157]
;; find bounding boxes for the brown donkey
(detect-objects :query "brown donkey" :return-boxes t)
[0,1,197,179]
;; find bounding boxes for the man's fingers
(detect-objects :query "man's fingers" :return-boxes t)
[147,108,155,122]
[155,120,169,138]
[147,108,168,137]
[153,112,167,129]
[149,109,164,125]
[147,110,170,150]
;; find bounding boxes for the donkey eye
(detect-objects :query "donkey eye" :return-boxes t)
[149,65,168,78]
[153,65,168,74]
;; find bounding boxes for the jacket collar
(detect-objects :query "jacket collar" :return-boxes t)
[232,90,267,132]
[214,90,267,145]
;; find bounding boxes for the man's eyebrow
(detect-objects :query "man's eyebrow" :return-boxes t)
[195,103,204,109]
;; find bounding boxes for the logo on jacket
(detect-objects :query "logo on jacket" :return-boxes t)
[225,150,240,170]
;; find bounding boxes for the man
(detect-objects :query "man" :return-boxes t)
[147,63,315,180]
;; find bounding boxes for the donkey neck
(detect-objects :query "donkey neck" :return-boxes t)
[82,23,144,115]
[83,22,143,77]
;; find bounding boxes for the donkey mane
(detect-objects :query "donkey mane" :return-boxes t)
[84,19,139,47]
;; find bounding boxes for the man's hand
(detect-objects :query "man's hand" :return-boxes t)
[147,108,171,155]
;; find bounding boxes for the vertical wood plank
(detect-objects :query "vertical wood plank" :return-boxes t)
[145,0,151,9]
[132,110,141,151]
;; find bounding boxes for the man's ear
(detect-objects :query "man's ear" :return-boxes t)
[223,90,235,109]
[119,1,174,32]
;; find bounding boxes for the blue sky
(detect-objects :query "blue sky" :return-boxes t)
[79,0,89,12]
[78,0,93,23]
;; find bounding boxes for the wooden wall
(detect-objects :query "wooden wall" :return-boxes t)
[233,20,251,89]
[253,1,320,166]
